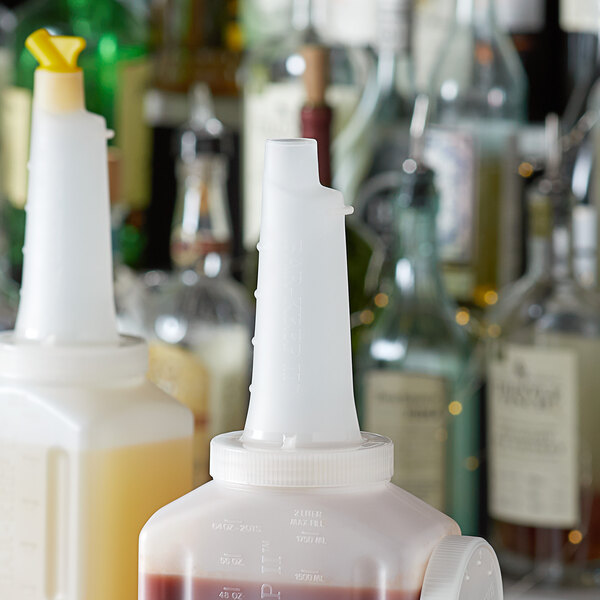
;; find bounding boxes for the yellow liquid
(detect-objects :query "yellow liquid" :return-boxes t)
[84,437,192,600]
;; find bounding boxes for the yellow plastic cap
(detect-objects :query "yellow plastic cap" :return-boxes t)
[26,28,85,72]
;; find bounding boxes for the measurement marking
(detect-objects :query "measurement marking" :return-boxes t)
[223,588,241,592]
[300,531,318,536]
[224,519,243,524]
[223,553,242,557]
[299,569,320,574]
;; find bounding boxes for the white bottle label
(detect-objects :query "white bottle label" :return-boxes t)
[488,344,579,528]
[496,0,545,33]
[560,0,599,33]
[149,324,249,485]
[364,370,447,510]
[425,126,476,267]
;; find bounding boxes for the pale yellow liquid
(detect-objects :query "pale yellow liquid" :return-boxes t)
[83,437,192,600]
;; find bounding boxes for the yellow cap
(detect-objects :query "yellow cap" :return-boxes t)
[26,28,85,72]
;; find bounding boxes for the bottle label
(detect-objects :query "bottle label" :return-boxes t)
[149,343,210,485]
[1,86,32,209]
[148,325,249,485]
[243,81,359,249]
[424,126,476,300]
[488,344,579,528]
[364,370,447,510]
[496,0,545,33]
[115,57,152,210]
[560,0,598,33]
[425,122,519,301]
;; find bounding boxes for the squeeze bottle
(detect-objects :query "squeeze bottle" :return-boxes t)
[139,138,503,600]
[0,30,193,600]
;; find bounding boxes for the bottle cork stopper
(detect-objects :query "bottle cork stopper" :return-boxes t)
[301,44,329,106]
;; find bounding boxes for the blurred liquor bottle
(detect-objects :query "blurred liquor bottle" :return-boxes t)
[560,0,600,128]
[119,86,252,485]
[561,0,600,293]
[139,0,242,273]
[241,0,371,254]
[428,0,527,310]
[496,0,566,122]
[2,0,149,280]
[355,97,482,535]
[298,40,383,333]
[333,0,416,255]
[0,4,18,329]
[487,116,600,584]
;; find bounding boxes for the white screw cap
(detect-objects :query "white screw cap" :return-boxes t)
[420,536,503,600]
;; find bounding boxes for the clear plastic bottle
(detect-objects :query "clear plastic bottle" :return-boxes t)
[120,85,252,486]
[139,138,503,600]
[0,30,193,600]
[487,116,600,585]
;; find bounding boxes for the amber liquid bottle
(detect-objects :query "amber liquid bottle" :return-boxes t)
[487,116,600,586]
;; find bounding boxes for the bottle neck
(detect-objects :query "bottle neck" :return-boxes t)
[170,155,232,278]
[527,235,552,278]
[550,210,574,282]
[391,175,446,302]
[376,0,413,54]
[455,0,496,29]
[292,0,313,32]
[526,188,575,283]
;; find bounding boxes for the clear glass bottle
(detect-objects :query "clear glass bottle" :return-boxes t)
[428,0,527,308]
[487,116,600,585]
[119,87,252,486]
[355,98,481,535]
[333,0,416,253]
[241,0,371,252]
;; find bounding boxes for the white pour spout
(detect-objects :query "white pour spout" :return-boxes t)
[15,29,118,345]
[210,139,392,487]
[243,139,361,447]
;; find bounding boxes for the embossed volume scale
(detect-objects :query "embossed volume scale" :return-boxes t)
[139,138,503,600]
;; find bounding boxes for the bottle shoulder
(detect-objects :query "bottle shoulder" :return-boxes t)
[489,275,600,339]
[429,26,526,120]
[0,377,193,449]
[132,269,253,333]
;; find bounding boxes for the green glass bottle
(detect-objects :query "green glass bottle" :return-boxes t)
[2,0,149,277]
[355,97,481,534]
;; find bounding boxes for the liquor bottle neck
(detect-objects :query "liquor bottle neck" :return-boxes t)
[375,0,414,93]
[391,175,447,302]
[550,214,574,282]
[526,191,575,283]
[455,0,496,30]
[170,155,233,278]
[527,235,552,278]
[292,0,314,33]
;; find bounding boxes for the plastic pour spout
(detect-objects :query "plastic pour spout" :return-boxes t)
[210,139,393,487]
[14,29,119,345]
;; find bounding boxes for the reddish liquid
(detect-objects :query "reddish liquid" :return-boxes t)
[496,491,600,564]
[143,574,421,600]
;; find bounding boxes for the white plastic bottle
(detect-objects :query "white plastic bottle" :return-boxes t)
[0,30,193,600]
[139,138,503,600]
